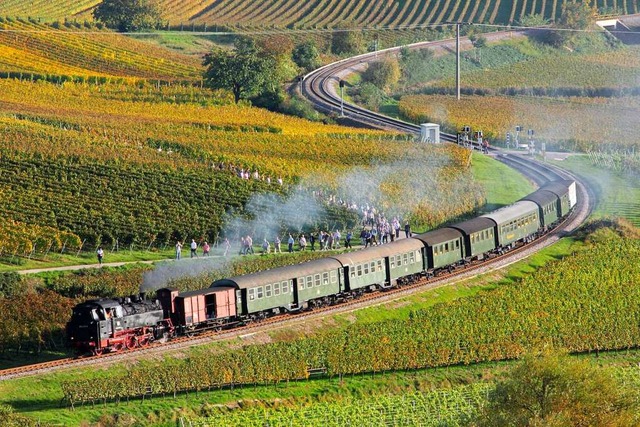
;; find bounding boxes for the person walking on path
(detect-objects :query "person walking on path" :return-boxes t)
[203,242,210,256]
[288,234,294,253]
[223,238,230,257]
[274,236,281,253]
[96,247,104,265]
[345,231,352,249]
[404,221,411,238]
[175,241,183,260]
[190,239,198,258]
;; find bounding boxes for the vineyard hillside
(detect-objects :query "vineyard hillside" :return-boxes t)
[0,0,635,28]
[0,21,201,82]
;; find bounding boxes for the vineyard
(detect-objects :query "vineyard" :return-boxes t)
[0,0,635,27]
[61,229,640,406]
[0,77,485,252]
[186,385,490,426]
[433,45,640,92]
[0,21,201,82]
[399,94,640,151]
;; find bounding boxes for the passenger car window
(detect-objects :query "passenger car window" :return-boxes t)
[256,287,263,299]
[265,284,272,298]
[282,281,289,293]
[274,282,280,296]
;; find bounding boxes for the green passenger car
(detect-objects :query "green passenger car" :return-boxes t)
[331,239,424,290]
[331,248,387,291]
[414,228,464,270]
[539,180,577,218]
[521,190,559,227]
[482,201,540,247]
[449,217,498,260]
[210,258,343,316]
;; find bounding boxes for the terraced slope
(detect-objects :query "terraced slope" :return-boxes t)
[0,0,636,27]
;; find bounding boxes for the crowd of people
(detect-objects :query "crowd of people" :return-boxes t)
[172,219,411,260]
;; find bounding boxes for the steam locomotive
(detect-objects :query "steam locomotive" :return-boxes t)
[66,179,577,355]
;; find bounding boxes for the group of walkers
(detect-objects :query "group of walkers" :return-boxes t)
[172,211,411,260]
[174,239,214,259]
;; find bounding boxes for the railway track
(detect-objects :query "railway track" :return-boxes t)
[302,29,527,139]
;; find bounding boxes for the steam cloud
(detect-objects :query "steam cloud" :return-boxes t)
[141,143,476,291]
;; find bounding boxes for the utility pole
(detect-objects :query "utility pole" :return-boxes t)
[456,22,461,100]
[339,80,345,117]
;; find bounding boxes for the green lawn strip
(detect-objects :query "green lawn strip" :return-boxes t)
[552,156,640,226]
[0,249,177,273]
[470,152,534,211]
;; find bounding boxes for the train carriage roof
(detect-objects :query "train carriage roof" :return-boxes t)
[448,217,496,236]
[178,286,236,299]
[481,201,539,225]
[330,238,423,266]
[414,228,463,246]
[538,181,570,198]
[211,258,342,290]
[520,189,559,207]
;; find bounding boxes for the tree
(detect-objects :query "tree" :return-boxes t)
[331,23,365,55]
[476,352,637,426]
[292,40,321,72]
[361,59,401,92]
[545,1,597,47]
[93,0,161,32]
[203,38,270,104]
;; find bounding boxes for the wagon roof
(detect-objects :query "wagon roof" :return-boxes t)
[448,217,496,235]
[413,228,463,246]
[211,258,342,290]
[330,238,423,266]
[178,286,235,299]
[520,189,558,206]
[481,201,539,225]
[538,180,570,197]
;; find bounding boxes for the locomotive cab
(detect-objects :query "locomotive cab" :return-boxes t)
[66,300,115,354]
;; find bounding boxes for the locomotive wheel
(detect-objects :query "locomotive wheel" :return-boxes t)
[125,336,137,349]
[93,348,104,356]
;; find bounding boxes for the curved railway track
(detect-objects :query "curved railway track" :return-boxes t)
[302,29,528,139]
[0,33,595,381]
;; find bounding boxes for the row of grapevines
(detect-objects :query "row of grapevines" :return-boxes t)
[189,385,489,427]
[62,231,640,404]
[0,21,200,80]
[0,218,80,256]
